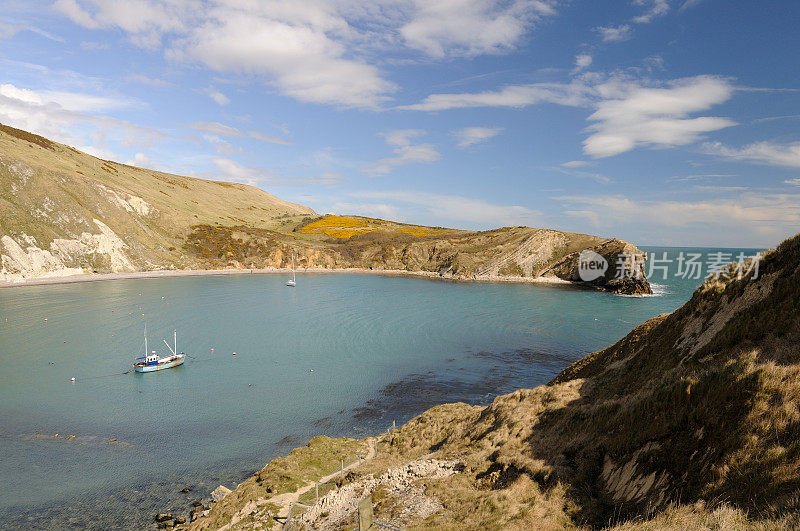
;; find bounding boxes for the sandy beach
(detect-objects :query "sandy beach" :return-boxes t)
[0,266,574,289]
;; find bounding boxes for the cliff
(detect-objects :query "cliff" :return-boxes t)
[184,233,800,529]
[0,123,650,294]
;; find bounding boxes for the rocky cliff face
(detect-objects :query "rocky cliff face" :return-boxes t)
[187,233,800,529]
[180,222,652,295]
[0,123,650,294]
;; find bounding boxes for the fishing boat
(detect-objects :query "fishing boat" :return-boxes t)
[132,327,185,373]
[286,252,297,287]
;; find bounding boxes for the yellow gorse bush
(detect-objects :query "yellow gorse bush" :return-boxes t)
[300,215,443,239]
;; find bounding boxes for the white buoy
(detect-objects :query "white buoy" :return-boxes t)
[70,377,76,382]
[310,369,314,372]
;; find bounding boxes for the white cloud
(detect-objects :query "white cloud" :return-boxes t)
[785,178,800,187]
[702,141,800,169]
[210,157,343,186]
[632,0,669,24]
[561,160,591,168]
[397,81,592,111]
[573,53,592,72]
[554,166,611,184]
[202,86,230,106]
[247,130,292,146]
[50,0,563,109]
[191,121,292,146]
[365,129,440,176]
[351,190,541,228]
[400,0,556,57]
[125,152,154,168]
[191,121,243,137]
[559,192,800,247]
[596,24,632,42]
[126,73,171,87]
[211,157,269,185]
[584,75,736,158]
[453,126,503,149]
[0,83,163,156]
[403,74,735,158]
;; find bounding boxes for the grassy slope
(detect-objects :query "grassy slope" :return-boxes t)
[192,233,800,530]
[1,123,651,293]
[0,123,314,273]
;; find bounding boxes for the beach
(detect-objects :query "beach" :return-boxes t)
[0,266,573,289]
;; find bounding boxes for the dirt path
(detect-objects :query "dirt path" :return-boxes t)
[218,438,378,530]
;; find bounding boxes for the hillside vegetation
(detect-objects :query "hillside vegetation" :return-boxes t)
[0,123,649,294]
[185,233,800,530]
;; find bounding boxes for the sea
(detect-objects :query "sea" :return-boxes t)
[0,247,760,528]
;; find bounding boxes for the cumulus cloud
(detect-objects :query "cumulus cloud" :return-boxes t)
[403,75,735,158]
[400,0,556,57]
[573,53,592,72]
[0,82,163,156]
[596,24,632,42]
[211,157,268,185]
[583,75,736,158]
[453,126,503,149]
[365,129,440,176]
[51,0,561,108]
[702,141,800,169]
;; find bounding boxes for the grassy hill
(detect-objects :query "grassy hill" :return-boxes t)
[0,123,650,294]
[186,233,800,530]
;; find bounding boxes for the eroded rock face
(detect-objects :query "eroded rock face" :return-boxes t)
[1,220,135,281]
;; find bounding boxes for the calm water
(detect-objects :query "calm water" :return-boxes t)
[0,247,755,528]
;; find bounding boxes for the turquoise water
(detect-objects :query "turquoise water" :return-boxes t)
[0,247,755,528]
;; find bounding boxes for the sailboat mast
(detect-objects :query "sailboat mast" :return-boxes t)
[174,329,177,355]
[144,324,148,355]
[292,252,296,281]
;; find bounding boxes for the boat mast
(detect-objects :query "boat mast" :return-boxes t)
[292,252,296,282]
[174,329,177,356]
[144,323,148,356]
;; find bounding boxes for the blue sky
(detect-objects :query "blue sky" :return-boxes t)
[1,1,798,247]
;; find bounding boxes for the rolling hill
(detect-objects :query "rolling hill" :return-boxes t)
[0,123,650,294]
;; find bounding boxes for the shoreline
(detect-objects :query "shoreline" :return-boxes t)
[0,267,575,289]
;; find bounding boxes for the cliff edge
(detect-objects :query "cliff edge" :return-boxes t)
[183,232,799,529]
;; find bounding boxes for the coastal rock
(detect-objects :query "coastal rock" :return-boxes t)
[210,485,232,502]
[154,513,172,523]
[173,516,186,524]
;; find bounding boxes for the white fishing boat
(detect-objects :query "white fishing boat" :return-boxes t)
[286,252,297,287]
[132,327,185,373]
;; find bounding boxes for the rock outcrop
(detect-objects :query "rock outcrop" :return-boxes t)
[188,233,800,529]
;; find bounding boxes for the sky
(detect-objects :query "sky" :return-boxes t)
[1,0,799,247]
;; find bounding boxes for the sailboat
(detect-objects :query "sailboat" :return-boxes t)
[286,251,297,287]
[132,326,185,373]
